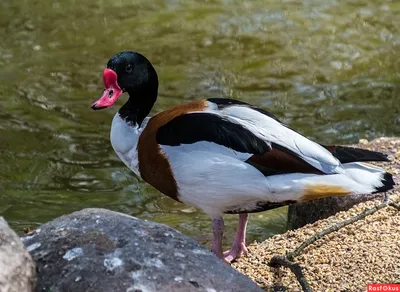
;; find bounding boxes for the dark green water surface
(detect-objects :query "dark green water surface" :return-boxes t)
[0,0,399,246]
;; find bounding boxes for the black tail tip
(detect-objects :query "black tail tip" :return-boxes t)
[374,172,396,193]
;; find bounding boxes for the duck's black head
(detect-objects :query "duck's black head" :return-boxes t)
[91,51,158,124]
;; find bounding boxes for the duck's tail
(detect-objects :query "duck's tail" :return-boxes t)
[323,144,395,194]
[341,162,395,193]
[266,162,394,203]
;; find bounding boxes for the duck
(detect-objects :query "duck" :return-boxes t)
[91,51,395,263]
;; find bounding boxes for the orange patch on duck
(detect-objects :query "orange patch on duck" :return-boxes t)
[301,184,351,201]
[137,99,209,201]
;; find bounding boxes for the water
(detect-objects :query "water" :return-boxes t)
[0,0,399,247]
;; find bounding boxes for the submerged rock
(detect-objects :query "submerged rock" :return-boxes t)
[23,208,262,292]
[0,217,36,292]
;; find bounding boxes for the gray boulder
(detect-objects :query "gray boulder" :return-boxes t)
[23,208,262,292]
[0,217,36,292]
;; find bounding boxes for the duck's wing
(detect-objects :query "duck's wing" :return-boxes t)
[157,98,343,175]
[156,111,271,156]
[322,145,390,163]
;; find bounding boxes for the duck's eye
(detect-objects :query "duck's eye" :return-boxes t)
[126,64,133,73]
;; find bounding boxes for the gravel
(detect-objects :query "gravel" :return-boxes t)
[232,137,400,291]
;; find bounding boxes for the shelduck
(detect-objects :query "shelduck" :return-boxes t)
[91,51,395,263]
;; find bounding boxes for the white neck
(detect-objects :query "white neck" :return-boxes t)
[110,113,149,177]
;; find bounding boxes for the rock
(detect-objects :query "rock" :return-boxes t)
[0,217,36,292]
[287,193,382,229]
[23,208,262,292]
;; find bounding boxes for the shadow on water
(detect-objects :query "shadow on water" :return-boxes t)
[0,0,399,247]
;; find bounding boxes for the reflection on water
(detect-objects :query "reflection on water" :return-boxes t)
[0,0,399,246]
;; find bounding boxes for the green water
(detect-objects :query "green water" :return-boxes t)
[0,0,399,247]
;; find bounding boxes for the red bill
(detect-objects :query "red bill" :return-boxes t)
[91,68,123,110]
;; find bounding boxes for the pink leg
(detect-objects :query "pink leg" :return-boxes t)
[211,216,225,260]
[223,213,249,263]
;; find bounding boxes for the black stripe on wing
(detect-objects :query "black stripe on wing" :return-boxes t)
[322,145,390,163]
[156,112,271,155]
[208,98,282,123]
